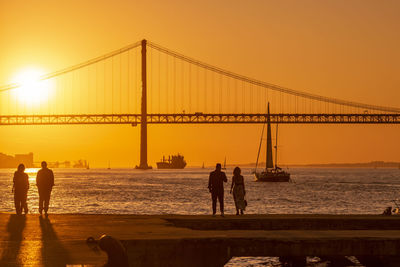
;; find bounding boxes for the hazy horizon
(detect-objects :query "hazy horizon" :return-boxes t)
[1,150,399,169]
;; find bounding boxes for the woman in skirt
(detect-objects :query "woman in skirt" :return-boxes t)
[230,167,246,215]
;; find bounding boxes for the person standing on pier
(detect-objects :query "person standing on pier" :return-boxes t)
[12,164,29,215]
[36,161,54,216]
[230,167,246,215]
[208,163,227,217]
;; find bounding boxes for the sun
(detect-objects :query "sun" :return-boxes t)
[11,68,53,105]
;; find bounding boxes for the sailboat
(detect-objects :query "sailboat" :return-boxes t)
[254,103,290,182]
[222,157,227,170]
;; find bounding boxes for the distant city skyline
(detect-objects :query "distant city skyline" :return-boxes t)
[1,151,399,169]
[0,152,33,168]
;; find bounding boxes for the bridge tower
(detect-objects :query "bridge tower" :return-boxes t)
[137,39,151,169]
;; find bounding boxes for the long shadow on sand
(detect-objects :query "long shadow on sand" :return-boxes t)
[0,214,26,266]
[39,216,71,267]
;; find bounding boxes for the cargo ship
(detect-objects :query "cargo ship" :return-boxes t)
[156,154,187,169]
[73,159,89,169]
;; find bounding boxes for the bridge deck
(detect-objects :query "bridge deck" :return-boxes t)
[1,113,400,125]
[1,214,400,266]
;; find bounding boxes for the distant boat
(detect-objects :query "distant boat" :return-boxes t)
[202,162,205,169]
[107,161,111,170]
[73,159,89,169]
[157,154,187,169]
[254,103,290,182]
[222,157,227,170]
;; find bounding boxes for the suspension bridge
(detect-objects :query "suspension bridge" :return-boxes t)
[1,39,399,168]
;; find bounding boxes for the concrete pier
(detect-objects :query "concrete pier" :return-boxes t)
[1,213,400,266]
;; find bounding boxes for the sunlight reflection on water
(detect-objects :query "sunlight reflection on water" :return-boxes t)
[1,167,399,214]
[1,167,398,266]
[24,168,39,182]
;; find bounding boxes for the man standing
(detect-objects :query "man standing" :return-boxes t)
[208,163,227,217]
[36,161,54,216]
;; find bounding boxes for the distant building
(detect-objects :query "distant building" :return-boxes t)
[15,153,34,168]
[0,152,34,168]
[0,153,15,168]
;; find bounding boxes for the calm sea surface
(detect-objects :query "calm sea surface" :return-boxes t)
[1,167,399,266]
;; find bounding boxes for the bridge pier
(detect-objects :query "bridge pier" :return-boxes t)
[137,39,151,169]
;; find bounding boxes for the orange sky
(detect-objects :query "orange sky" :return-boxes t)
[0,0,399,167]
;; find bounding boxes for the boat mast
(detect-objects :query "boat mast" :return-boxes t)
[255,115,266,172]
[275,124,278,169]
[266,103,274,170]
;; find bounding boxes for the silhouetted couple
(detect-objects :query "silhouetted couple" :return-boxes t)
[208,164,246,216]
[12,161,54,216]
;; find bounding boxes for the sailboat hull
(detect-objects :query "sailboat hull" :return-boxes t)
[254,171,291,182]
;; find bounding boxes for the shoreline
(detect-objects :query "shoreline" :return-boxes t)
[2,213,400,266]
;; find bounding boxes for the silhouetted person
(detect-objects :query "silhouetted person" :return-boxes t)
[208,163,227,216]
[12,164,29,215]
[230,167,246,215]
[36,161,54,216]
[98,235,129,267]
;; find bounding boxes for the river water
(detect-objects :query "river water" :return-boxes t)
[1,167,399,266]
